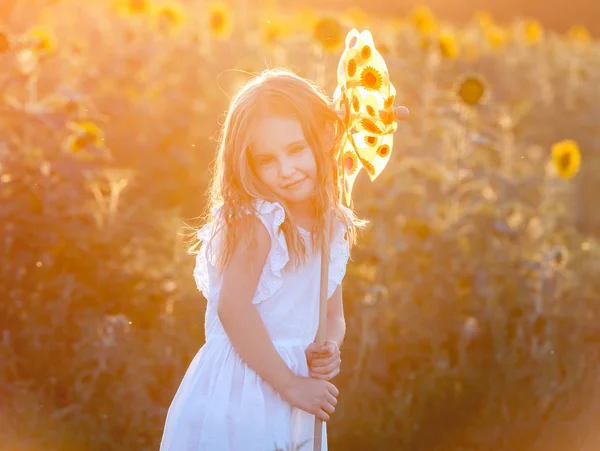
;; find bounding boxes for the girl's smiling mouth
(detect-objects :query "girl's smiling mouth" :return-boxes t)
[283,177,307,189]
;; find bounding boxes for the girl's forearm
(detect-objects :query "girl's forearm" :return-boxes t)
[218,302,295,395]
[326,314,346,348]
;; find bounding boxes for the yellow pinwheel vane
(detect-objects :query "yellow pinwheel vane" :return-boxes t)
[332,29,408,205]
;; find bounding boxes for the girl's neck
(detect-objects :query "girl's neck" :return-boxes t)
[286,200,316,229]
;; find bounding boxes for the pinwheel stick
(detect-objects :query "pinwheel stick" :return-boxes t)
[313,103,408,451]
[313,208,332,451]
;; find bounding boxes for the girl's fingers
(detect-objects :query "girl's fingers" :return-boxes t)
[312,355,339,367]
[310,358,341,374]
[310,367,341,380]
[394,105,410,119]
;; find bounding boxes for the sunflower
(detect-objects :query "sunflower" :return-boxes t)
[551,139,581,179]
[344,151,359,176]
[66,121,104,153]
[208,2,232,39]
[363,93,381,117]
[376,144,390,158]
[360,66,383,90]
[439,31,459,58]
[261,14,289,46]
[358,156,375,176]
[384,94,395,109]
[360,117,382,134]
[26,26,57,54]
[567,25,591,43]
[347,58,357,77]
[127,0,148,14]
[486,25,508,50]
[524,19,543,45]
[351,94,360,112]
[155,2,186,31]
[364,135,378,147]
[115,0,149,15]
[456,75,487,106]
[411,6,437,34]
[361,45,372,60]
[313,17,343,52]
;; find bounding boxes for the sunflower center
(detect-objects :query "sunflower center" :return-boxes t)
[129,0,147,12]
[364,72,377,86]
[361,45,371,59]
[559,152,571,170]
[378,145,390,156]
[347,59,356,77]
[211,13,224,31]
[384,95,394,109]
[345,156,354,170]
[314,18,342,50]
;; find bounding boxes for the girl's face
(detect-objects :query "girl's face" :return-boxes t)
[249,116,318,208]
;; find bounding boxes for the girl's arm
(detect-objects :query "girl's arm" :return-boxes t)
[216,216,295,395]
[326,285,346,348]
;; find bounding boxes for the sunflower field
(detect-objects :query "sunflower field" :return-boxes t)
[2,1,600,450]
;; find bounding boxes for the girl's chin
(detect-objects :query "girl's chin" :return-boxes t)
[281,188,316,205]
[282,193,314,205]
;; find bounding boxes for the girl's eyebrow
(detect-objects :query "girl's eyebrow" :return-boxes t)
[284,139,307,150]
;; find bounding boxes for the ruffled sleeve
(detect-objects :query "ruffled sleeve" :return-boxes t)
[250,200,290,304]
[192,200,290,305]
[193,200,351,303]
[327,206,352,299]
[192,205,224,301]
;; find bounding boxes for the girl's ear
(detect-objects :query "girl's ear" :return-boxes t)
[320,122,338,154]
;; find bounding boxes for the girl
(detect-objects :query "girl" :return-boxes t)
[160,68,365,451]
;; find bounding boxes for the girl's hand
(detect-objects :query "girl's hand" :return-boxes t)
[305,340,342,381]
[281,375,339,422]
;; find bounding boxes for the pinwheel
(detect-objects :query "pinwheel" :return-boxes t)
[332,29,408,206]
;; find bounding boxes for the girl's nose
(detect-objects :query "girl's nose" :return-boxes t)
[279,156,296,177]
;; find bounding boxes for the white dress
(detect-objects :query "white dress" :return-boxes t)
[159,200,351,451]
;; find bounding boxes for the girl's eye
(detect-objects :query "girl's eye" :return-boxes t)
[290,145,305,154]
[259,156,274,166]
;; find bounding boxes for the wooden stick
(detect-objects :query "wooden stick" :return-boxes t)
[313,208,332,451]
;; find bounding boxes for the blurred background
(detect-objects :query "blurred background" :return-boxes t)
[1,0,600,450]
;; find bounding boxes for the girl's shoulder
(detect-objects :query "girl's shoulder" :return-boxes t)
[194,199,290,304]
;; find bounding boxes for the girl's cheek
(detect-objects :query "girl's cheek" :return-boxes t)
[263,168,278,188]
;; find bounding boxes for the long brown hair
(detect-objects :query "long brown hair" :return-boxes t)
[192,68,366,271]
